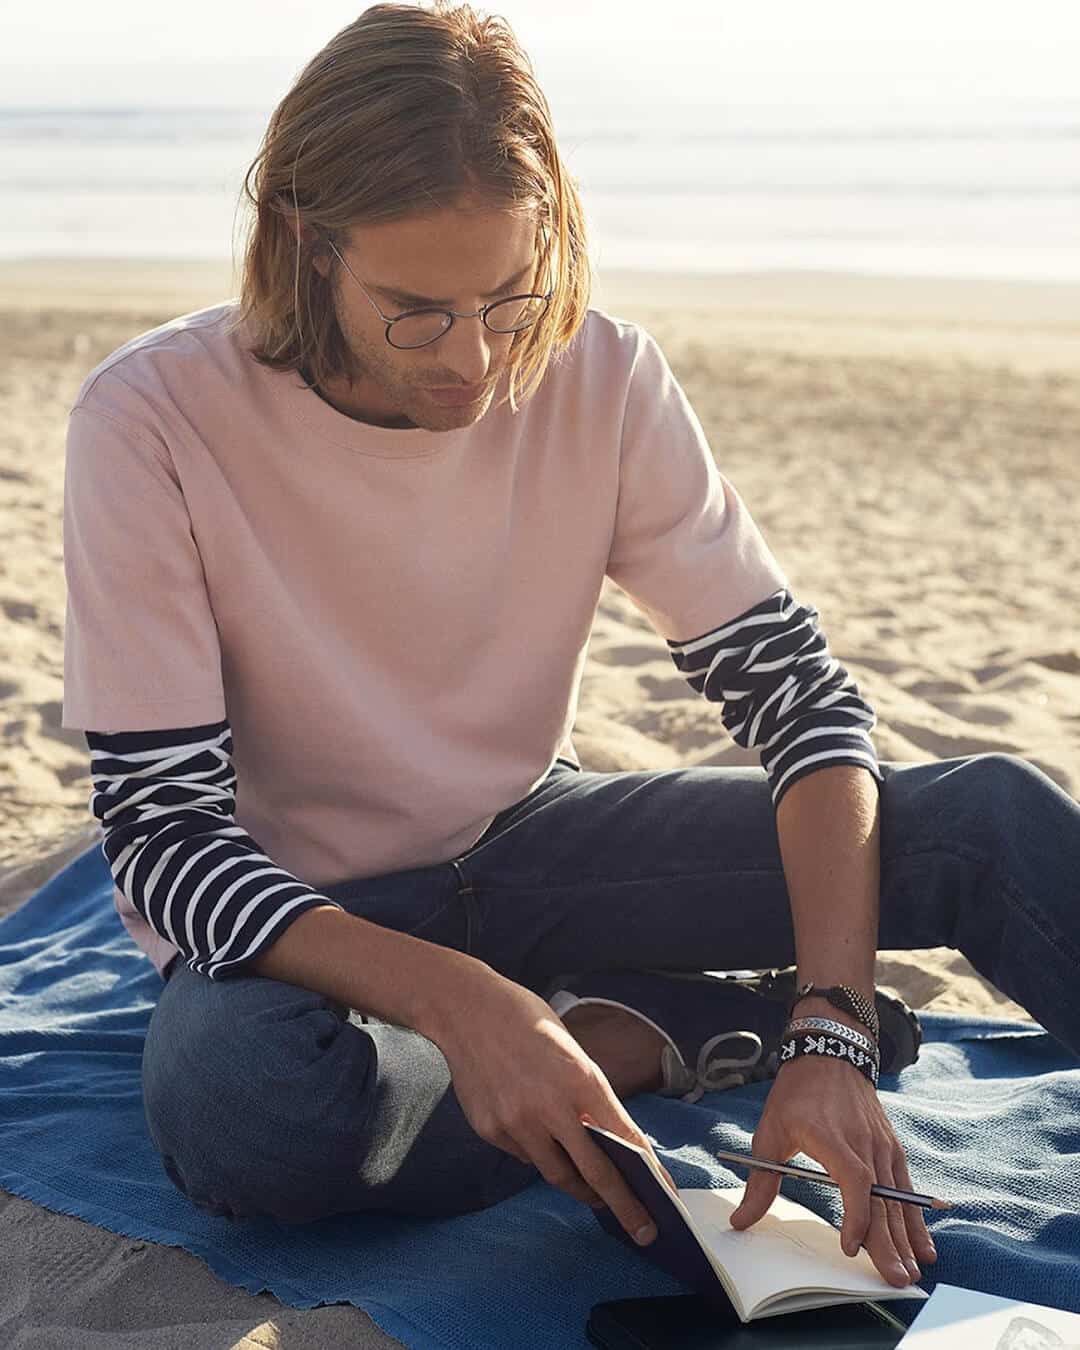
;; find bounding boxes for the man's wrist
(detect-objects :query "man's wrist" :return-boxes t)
[782,981,882,1088]
[411,947,501,1047]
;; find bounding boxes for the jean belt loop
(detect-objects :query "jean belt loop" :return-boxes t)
[450,858,480,956]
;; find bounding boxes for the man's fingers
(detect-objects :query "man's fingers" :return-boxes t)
[560,1118,665,1245]
[490,1129,535,1169]
[873,1149,920,1284]
[524,1130,636,1220]
[729,1169,781,1229]
[831,1148,875,1260]
[863,1195,914,1287]
[893,1146,937,1265]
[837,1152,915,1288]
[573,1140,658,1243]
[730,1122,790,1229]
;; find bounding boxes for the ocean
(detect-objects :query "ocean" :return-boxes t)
[2,98,1078,281]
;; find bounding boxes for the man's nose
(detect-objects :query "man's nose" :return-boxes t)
[437,314,494,386]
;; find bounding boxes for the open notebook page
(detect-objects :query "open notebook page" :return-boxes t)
[679,1185,928,1320]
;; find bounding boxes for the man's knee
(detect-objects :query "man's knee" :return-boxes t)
[142,976,539,1224]
[966,752,1056,827]
[142,969,376,1222]
[893,752,1046,844]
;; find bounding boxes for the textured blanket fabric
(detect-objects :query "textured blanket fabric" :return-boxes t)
[1,842,1077,1349]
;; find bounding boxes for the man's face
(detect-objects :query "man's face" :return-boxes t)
[314,199,542,432]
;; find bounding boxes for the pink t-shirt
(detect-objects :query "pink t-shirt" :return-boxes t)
[62,302,789,974]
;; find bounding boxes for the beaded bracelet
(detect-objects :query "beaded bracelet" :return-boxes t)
[784,1016,879,1057]
[781,1025,881,1069]
[790,982,880,1040]
[779,1029,880,1086]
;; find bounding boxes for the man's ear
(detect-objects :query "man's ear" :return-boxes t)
[281,208,319,247]
[279,203,332,279]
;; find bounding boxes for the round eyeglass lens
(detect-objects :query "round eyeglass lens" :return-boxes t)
[484,294,548,332]
[387,310,454,349]
[386,295,548,348]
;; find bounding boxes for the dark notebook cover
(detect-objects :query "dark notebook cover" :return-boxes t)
[584,1122,740,1317]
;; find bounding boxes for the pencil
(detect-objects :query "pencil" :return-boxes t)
[712,1147,953,1211]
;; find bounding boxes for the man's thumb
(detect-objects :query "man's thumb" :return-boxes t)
[729,1171,781,1229]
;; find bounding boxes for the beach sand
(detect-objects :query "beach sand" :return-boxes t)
[1,259,1077,1346]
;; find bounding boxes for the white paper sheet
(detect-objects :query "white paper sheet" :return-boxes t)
[899,1284,1080,1348]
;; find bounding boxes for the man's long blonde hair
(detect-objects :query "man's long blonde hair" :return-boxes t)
[230,0,592,414]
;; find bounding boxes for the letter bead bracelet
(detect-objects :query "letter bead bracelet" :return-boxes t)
[779,1029,880,1086]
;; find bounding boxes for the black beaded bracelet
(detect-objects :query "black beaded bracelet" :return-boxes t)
[779,1029,880,1087]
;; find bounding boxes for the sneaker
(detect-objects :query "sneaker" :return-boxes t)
[546,968,791,1103]
[546,965,922,1104]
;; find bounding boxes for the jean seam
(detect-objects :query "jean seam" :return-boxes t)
[882,840,987,865]
[403,892,458,937]
[446,764,579,871]
[996,854,1080,967]
[450,859,481,955]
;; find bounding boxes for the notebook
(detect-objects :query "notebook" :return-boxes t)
[585,1122,928,1324]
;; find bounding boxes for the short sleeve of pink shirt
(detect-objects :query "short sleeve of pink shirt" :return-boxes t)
[63,405,227,732]
[606,326,789,641]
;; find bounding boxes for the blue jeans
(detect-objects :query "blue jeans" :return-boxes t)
[141,753,1080,1224]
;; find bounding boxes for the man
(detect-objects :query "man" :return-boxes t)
[61,0,1080,1293]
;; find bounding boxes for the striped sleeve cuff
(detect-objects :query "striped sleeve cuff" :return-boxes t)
[86,720,345,980]
[666,588,884,809]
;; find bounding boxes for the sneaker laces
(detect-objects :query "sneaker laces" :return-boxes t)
[661,1030,779,1103]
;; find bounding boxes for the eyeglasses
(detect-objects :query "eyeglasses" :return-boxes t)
[322,234,554,350]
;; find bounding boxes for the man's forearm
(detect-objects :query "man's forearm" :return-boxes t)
[249,905,492,1043]
[773,764,881,1015]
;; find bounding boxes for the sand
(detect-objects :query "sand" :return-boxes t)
[1,258,1078,1346]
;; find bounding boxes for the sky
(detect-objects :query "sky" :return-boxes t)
[2,0,1079,111]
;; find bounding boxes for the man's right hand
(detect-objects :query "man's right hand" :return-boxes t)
[249,905,676,1240]
[427,965,678,1246]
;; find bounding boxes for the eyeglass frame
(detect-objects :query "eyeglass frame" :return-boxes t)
[319,229,555,350]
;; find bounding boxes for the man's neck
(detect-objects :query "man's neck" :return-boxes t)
[302,365,418,430]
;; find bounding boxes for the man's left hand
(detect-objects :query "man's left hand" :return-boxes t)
[728,1055,937,1286]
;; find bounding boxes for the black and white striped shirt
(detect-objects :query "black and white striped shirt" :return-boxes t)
[87,722,344,981]
[87,586,881,981]
[667,587,883,806]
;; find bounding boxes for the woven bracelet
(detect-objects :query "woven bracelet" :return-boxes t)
[779,1030,880,1087]
[785,1016,879,1056]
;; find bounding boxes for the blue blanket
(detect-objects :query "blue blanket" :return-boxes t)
[1,842,1078,1349]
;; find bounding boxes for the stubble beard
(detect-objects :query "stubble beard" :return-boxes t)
[335,315,498,432]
